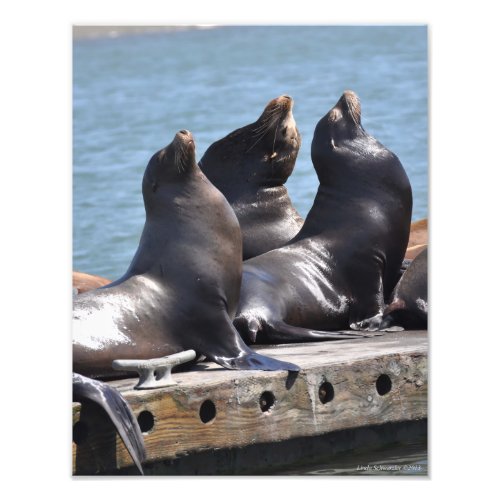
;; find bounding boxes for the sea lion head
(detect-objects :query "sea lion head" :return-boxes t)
[199,95,301,188]
[248,95,301,185]
[311,90,370,181]
[142,129,197,201]
[316,90,363,145]
[254,95,301,159]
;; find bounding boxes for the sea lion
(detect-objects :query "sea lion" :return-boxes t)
[405,243,427,260]
[382,247,428,330]
[73,130,298,378]
[199,95,303,259]
[405,218,427,259]
[73,271,111,295]
[233,91,413,343]
[408,218,428,247]
[73,373,146,474]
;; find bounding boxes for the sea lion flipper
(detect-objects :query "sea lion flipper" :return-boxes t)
[379,323,405,332]
[73,373,146,474]
[350,313,384,332]
[213,350,300,373]
[206,317,299,372]
[264,321,372,343]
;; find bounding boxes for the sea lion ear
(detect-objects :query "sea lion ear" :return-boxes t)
[151,179,158,192]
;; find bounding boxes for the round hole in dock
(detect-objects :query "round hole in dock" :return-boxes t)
[318,381,334,404]
[73,421,88,445]
[376,374,392,396]
[259,391,275,412]
[138,410,155,433]
[199,400,216,424]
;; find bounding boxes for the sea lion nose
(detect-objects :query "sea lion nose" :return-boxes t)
[179,129,190,136]
[280,95,293,109]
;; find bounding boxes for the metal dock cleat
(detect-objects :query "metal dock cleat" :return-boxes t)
[112,350,197,390]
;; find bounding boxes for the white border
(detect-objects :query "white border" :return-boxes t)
[2,0,499,496]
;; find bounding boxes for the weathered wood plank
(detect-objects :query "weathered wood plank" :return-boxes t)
[118,419,427,475]
[72,331,427,474]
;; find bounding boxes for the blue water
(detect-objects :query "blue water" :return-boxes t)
[73,25,428,281]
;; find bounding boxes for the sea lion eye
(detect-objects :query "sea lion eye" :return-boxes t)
[151,180,158,192]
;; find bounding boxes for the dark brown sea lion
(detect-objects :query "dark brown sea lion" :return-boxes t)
[199,95,303,259]
[73,271,111,294]
[382,247,428,330]
[73,130,298,378]
[233,91,413,343]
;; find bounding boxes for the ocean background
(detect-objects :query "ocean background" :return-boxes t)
[73,25,428,281]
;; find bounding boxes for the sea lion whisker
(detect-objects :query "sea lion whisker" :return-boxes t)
[246,134,267,153]
[252,113,281,134]
[252,123,273,135]
[247,113,282,152]
[177,148,187,174]
[247,122,279,152]
[251,123,273,136]
[180,148,191,172]
[270,119,280,158]
[258,105,283,123]
[174,149,180,173]
[261,104,281,116]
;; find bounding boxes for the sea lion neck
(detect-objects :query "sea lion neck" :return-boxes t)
[227,184,289,206]
[126,172,214,279]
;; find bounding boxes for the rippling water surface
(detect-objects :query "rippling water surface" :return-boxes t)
[281,438,427,476]
[73,25,428,280]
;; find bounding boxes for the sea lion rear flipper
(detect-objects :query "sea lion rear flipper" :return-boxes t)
[378,298,407,331]
[205,316,299,372]
[350,313,404,332]
[212,350,300,372]
[73,373,146,475]
[264,321,375,343]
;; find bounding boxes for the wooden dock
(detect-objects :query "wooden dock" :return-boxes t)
[72,330,427,475]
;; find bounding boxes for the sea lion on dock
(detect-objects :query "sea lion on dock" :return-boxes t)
[73,271,111,295]
[408,218,428,247]
[199,95,303,259]
[233,91,413,343]
[405,243,427,260]
[73,130,298,378]
[405,218,428,259]
[382,247,428,330]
